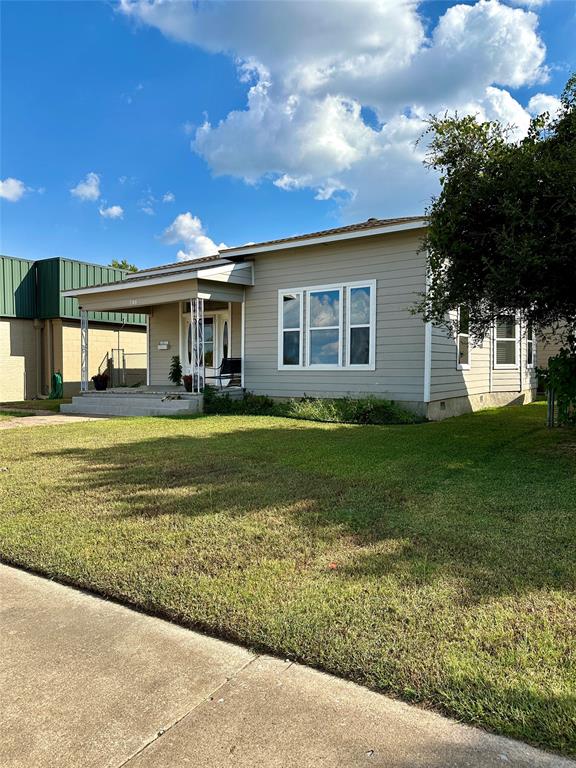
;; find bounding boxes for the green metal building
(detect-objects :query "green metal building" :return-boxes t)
[0,255,147,401]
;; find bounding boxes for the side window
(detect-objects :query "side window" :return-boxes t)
[527,323,535,367]
[494,316,518,368]
[457,306,470,369]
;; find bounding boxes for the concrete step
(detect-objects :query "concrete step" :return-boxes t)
[61,394,202,417]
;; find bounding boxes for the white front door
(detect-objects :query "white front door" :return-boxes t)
[180,309,230,380]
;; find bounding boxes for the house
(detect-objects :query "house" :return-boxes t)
[61,216,537,419]
[0,255,147,401]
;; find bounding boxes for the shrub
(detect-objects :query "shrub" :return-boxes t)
[538,340,576,426]
[202,387,421,425]
[169,355,182,385]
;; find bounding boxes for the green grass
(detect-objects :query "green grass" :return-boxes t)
[0,410,36,420]
[0,402,574,755]
[0,399,70,413]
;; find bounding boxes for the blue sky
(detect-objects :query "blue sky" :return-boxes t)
[1,0,574,269]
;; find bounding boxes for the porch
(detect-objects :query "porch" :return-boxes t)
[60,258,251,415]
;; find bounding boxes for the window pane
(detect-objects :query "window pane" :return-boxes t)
[496,317,516,338]
[350,287,371,325]
[283,330,300,365]
[527,341,533,365]
[204,343,214,368]
[350,326,370,365]
[187,323,193,366]
[310,328,339,365]
[497,340,516,365]
[309,290,339,327]
[527,323,534,341]
[204,318,214,342]
[283,294,300,329]
[459,306,469,335]
[458,335,469,366]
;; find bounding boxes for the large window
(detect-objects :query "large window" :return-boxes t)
[494,315,518,368]
[278,282,375,370]
[308,288,342,367]
[456,306,470,369]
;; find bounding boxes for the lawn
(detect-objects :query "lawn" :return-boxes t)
[0,402,574,755]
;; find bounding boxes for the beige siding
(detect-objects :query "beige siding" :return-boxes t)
[60,320,147,395]
[230,300,242,357]
[149,302,180,385]
[430,319,537,403]
[0,318,36,401]
[243,231,427,401]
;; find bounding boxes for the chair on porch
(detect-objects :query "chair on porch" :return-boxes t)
[205,357,242,389]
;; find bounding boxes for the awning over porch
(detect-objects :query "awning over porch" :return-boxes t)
[61,259,252,314]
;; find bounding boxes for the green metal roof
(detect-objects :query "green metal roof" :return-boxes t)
[0,255,145,325]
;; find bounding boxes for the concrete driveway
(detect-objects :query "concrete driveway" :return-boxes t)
[0,564,572,768]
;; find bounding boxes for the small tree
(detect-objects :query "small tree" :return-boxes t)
[169,355,182,385]
[110,258,138,273]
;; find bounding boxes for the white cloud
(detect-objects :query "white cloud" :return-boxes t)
[70,172,101,201]
[162,191,175,203]
[0,177,26,202]
[99,204,124,220]
[161,212,227,261]
[121,0,551,219]
[528,92,563,118]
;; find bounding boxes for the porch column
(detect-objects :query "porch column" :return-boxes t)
[191,297,205,394]
[80,309,89,392]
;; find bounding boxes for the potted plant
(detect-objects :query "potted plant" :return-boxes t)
[169,355,182,385]
[182,374,193,392]
[91,371,109,391]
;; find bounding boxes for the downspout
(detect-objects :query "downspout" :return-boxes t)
[33,319,43,398]
[423,260,432,407]
[241,288,246,390]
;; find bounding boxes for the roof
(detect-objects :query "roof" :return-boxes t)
[61,215,427,297]
[221,216,425,256]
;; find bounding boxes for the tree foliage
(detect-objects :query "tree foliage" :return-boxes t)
[418,74,576,342]
[110,258,138,273]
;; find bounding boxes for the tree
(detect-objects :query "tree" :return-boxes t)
[110,258,138,273]
[417,74,576,344]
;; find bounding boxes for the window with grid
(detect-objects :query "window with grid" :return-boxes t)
[494,316,518,367]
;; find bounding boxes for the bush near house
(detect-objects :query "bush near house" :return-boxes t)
[203,386,422,425]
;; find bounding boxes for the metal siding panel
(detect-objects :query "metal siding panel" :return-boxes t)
[0,256,36,318]
[57,258,145,325]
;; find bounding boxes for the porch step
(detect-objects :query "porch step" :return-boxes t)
[61,393,203,417]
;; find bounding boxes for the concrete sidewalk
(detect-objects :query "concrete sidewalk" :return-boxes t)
[0,413,107,429]
[0,564,571,768]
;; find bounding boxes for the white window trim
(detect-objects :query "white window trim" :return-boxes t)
[456,307,471,371]
[277,280,376,371]
[345,282,376,370]
[278,289,304,370]
[493,317,520,370]
[306,286,343,370]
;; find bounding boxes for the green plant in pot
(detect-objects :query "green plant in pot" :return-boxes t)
[169,355,182,385]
